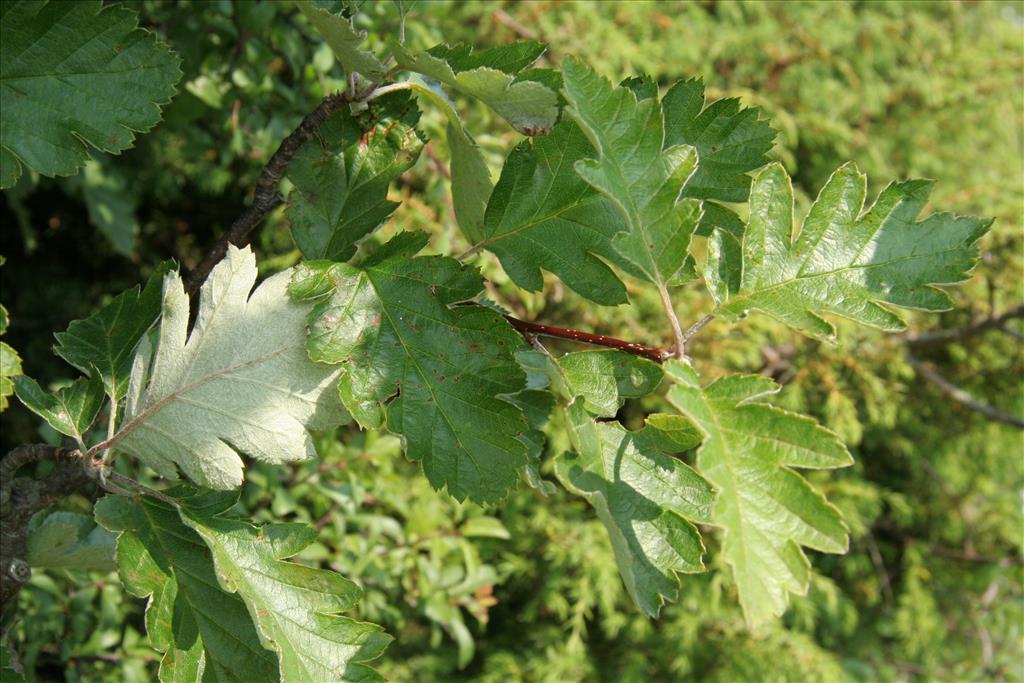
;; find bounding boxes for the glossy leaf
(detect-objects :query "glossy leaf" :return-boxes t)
[556,400,712,616]
[53,263,172,403]
[286,91,423,261]
[290,232,537,504]
[393,42,558,136]
[94,492,280,683]
[114,246,347,490]
[561,58,702,290]
[665,360,852,625]
[477,119,628,305]
[717,163,993,339]
[0,0,181,188]
[296,1,387,81]
[13,375,103,444]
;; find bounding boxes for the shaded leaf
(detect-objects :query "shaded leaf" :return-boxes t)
[555,400,712,617]
[718,163,993,339]
[26,511,115,571]
[181,501,390,682]
[53,262,172,403]
[0,0,181,188]
[286,91,423,261]
[403,76,492,243]
[114,246,346,490]
[665,360,852,625]
[290,232,537,503]
[94,492,280,683]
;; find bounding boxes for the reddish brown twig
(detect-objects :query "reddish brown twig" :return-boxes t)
[504,315,672,363]
[184,91,354,296]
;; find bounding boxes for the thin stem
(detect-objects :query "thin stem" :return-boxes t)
[504,315,671,363]
[908,353,1024,429]
[681,314,714,346]
[364,81,413,102]
[656,283,686,359]
[457,242,485,262]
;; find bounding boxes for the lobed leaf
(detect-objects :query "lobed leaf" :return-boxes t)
[476,119,628,305]
[94,492,280,682]
[561,58,702,290]
[286,91,424,261]
[0,0,182,188]
[296,1,388,81]
[182,505,390,682]
[665,360,852,625]
[662,77,775,205]
[114,246,347,490]
[555,400,712,616]
[715,162,993,339]
[290,232,538,504]
[53,262,171,403]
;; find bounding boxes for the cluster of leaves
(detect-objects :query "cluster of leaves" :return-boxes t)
[1,1,1020,682]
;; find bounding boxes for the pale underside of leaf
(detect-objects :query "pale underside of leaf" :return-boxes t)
[115,246,346,490]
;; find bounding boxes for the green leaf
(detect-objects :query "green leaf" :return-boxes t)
[664,360,852,625]
[113,246,347,490]
[0,643,26,683]
[662,78,775,204]
[13,375,103,443]
[428,41,546,75]
[0,0,181,188]
[393,42,558,136]
[718,163,993,339]
[75,158,139,257]
[557,350,663,417]
[94,492,280,682]
[403,76,493,244]
[295,1,388,81]
[53,263,171,404]
[26,511,115,571]
[555,400,712,617]
[561,58,702,291]
[290,232,537,503]
[476,119,628,305]
[286,91,423,261]
[0,319,22,410]
[181,502,390,682]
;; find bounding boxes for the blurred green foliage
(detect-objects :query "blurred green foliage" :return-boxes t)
[1,1,1021,681]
